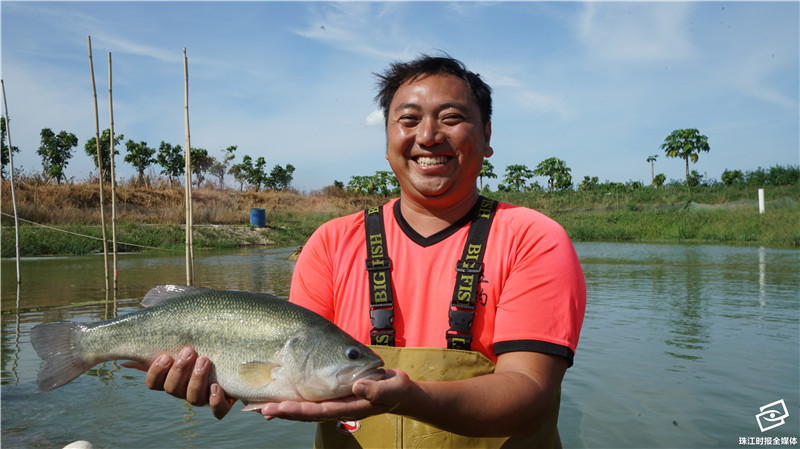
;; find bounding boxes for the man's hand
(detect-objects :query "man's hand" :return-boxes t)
[123,347,236,420]
[256,369,410,422]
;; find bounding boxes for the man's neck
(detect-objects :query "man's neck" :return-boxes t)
[397,190,480,238]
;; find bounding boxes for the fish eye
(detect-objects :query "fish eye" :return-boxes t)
[345,347,362,360]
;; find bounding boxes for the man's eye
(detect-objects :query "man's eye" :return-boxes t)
[398,116,419,126]
[442,114,464,125]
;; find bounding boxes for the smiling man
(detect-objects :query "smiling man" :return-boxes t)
[142,55,586,449]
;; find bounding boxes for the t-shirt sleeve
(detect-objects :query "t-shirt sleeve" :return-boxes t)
[493,214,586,367]
[289,224,337,321]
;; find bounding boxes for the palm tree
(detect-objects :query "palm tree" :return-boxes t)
[479,159,497,191]
[646,154,658,185]
[660,128,710,186]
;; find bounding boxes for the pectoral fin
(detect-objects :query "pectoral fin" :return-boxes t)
[240,402,269,412]
[238,361,278,389]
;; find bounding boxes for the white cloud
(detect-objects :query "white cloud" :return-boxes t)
[364,109,384,127]
[575,2,696,63]
[90,33,181,64]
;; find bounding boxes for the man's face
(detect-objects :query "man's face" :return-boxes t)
[385,73,492,204]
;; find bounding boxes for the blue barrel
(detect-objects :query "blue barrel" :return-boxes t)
[249,208,266,227]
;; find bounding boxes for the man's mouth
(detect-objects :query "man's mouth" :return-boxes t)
[414,155,450,167]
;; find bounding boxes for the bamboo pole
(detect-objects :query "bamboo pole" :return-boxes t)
[108,52,119,290]
[88,36,110,291]
[1,79,21,284]
[183,48,194,285]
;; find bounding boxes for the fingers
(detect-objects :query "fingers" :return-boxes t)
[210,383,235,420]
[145,353,174,391]
[141,347,233,420]
[163,347,196,399]
[185,356,211,406]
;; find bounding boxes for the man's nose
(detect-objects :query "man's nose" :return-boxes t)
[416,117,444,148]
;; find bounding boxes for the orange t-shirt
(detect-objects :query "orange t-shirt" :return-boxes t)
[289,199,586,365]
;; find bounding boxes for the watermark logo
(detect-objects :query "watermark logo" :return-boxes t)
[755,399,789,432]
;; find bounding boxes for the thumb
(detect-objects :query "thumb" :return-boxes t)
[351,378,377,400]
[352,369,408,411]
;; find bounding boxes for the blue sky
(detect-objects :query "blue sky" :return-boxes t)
[2,1,798,191]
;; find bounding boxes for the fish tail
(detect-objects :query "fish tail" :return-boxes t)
[30,322,92,392]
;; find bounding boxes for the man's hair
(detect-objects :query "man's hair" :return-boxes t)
[374,54,493,126]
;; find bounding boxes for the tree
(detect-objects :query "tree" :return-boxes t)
[228,158,249,191]
[721,169,744,186]
[653,173,666,188]
[84,129,123,183]
[237,155,268,191]
[190,147,215,187]
[124,140,156,186]
[209,145,237,188]
[660,128,710,186]
[265,163,296,191]
[500,164,534,192]
[646,154,658,185]
[347,175,375,195]
[1,117,20,180]
[533,157,572,192]
[479,159,497,191]
[209,161,227,188]
[579,176,599,191]
[155,141,184,187]
[687,170,705,188]
[38,128,78,184]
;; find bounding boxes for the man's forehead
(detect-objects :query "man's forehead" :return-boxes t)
[391,74,476,107]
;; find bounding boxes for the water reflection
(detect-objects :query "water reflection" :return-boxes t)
[664,251,710,363]
[759,246,767,307]
[6,284,21,387]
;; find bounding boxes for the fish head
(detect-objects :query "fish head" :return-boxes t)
[280,330,384,402]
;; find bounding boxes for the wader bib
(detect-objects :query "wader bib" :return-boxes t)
[315,197,562,448]
[314,346,562,448]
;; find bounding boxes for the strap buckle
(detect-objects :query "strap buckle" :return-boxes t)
[455,260,483,274]
[366,257,392,271]
[370,306,394,330]
[448,307,474,333]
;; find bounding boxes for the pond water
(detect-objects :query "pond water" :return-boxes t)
[2,243,798,448]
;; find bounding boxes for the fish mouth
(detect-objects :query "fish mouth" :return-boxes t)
[340,359,385,384]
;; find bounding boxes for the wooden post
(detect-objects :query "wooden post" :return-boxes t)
[108,52,119,290]
[1,79,21,284]
[183,48,194,285]
[88,36,110,291]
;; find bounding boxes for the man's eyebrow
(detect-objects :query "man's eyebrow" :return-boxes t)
[392,102,470,112]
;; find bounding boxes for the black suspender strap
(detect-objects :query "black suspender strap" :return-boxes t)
[364,205,395,346]
[446,196,499,350]
[363,197,499,350]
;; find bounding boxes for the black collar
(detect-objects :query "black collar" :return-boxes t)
[393,198,484,248]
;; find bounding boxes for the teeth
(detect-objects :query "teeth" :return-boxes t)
[416,156,449,167]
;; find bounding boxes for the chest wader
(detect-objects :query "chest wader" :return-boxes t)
[314,197,562,449]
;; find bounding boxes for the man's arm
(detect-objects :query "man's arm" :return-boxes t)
[259,351,567,437]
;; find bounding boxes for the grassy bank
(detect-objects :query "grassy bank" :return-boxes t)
[2,181,798,257]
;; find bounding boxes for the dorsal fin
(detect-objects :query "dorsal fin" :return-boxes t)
[141,285,211,307]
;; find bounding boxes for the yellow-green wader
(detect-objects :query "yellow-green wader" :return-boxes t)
[314,346,562,449]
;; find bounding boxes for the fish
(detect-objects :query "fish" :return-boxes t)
[30,285,384,409]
